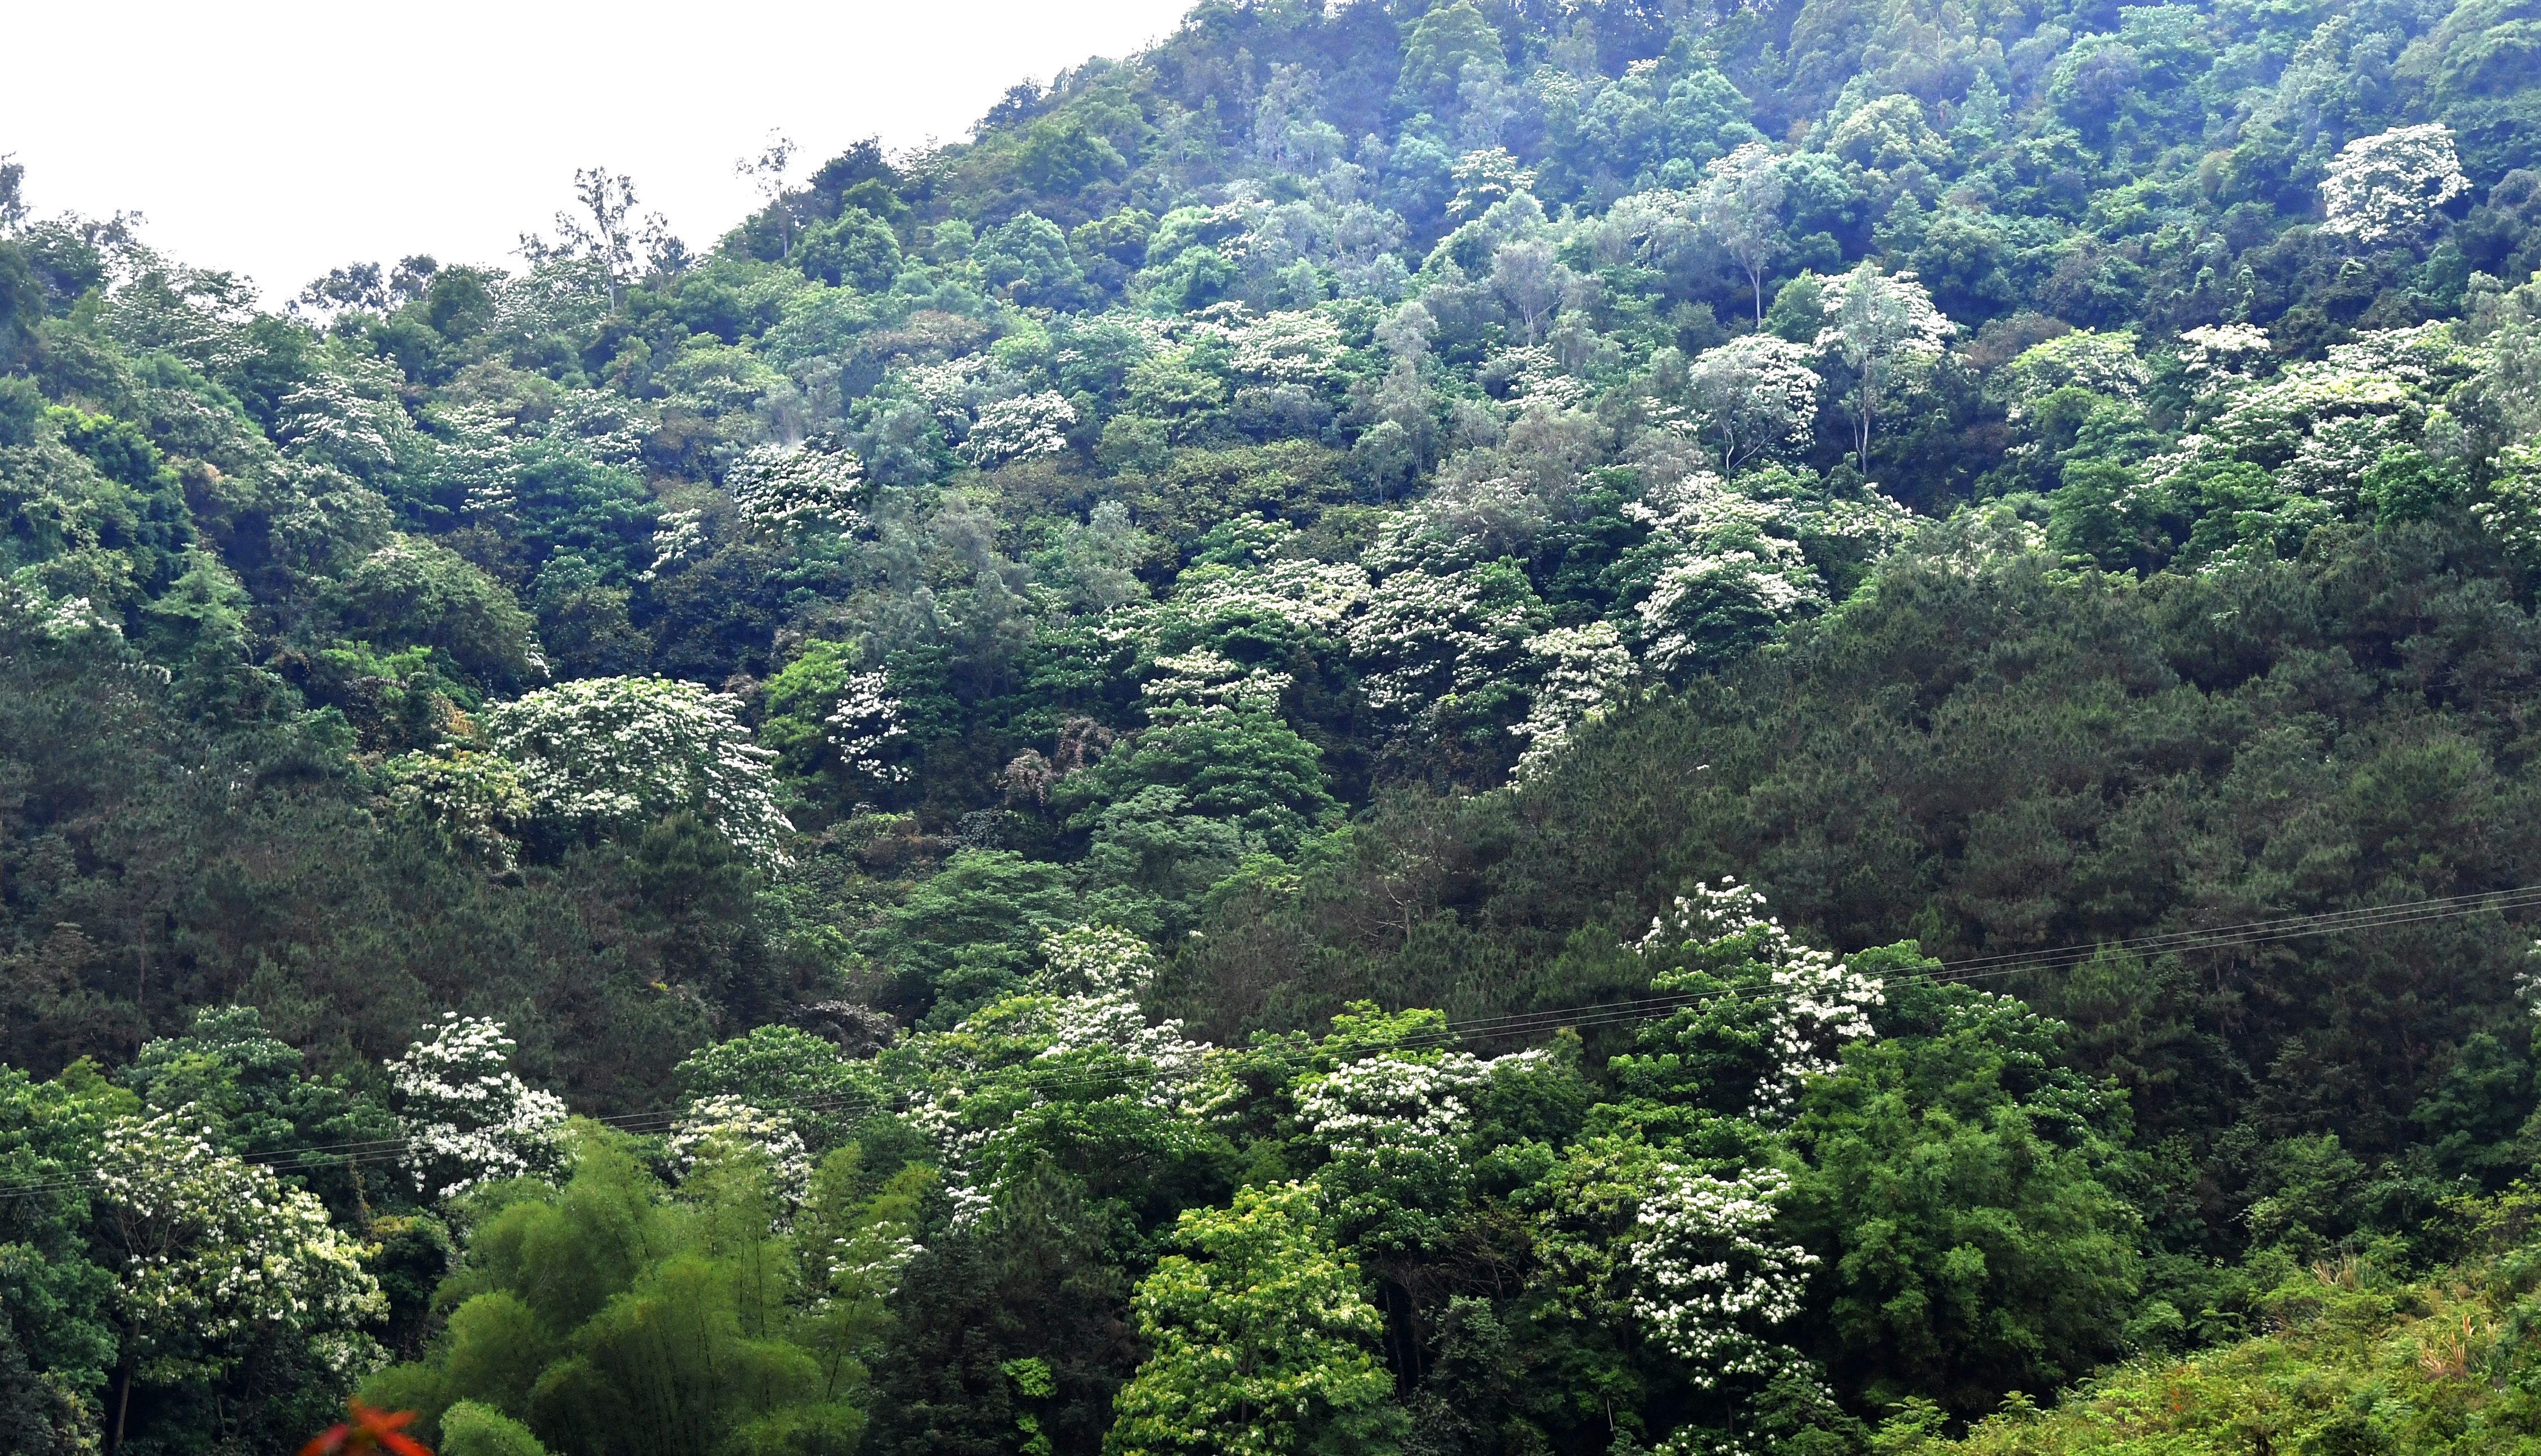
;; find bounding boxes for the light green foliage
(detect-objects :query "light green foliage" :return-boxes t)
[859,848,1081,1022]
[369,1127,923,1456]
[1395,3,1505,113]
[1906,1225,2541,1455]
[440,1400,553,1456]
[796,208,903,292]
[1105,1182,1407,1456]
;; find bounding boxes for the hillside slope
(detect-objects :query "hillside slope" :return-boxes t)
[7,0,2541,1451]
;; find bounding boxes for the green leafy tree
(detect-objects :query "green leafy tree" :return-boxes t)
[1788,979,2145,1415]
[1106,1181,1407,1456]
[859,850,1081,1024]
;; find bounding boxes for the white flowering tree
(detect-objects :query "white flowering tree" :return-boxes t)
[1816,262,1954,460]
[1995,329,2147,418]
[1628,1162,1818,1381]
[484,675,794,866]
[1229,310,1344,385]
[1511,620,1633,778]
[2185,323,2475,477]
[1344,557,1545,718]
[960,391,1077,467]
[1096,556,1366,717]
[2321,123,2469,247]
[1292,1004,1547,1261]
[824,668,915,784]
[380,746,536,869]
[1529,1135,1819,1408]
[1626,474,1831,673]
[1696,141,1787,320]
[1629,877,1885,1118]
[1141,646,1293,712]
[386,1013,567,1201]
[2176,323,2273,403]
[272,353,416,479]
[1687,333,1822,475]
[668,1093,813,1209]
[91,1111,387,1388]
[898,925,1213,1226]
[643,506,710,578]
[727,439,867,534]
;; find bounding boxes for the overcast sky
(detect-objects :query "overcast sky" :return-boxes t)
[2,0,1196,303]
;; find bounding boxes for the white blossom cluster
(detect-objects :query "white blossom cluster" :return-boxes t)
[2288,413,2410,502]
[1494,344,1594,409]
[387,1013,568,1201]
[381,747,535,869]
[824,668,913,783]
[1997,330,2148,419]
[1089,558,1368,709]
[1032,926,1209,1080]
[1228,309,1345,383]
[1345,563,1533,713]
[1296,1045,1546,1247]
[1628,474,1829,672]
[97,249,266,377]
[1635,878,1886,1116]
[484,675,795,866]
[904,926,1212,1226]
[544,388,658,470]
[429,393,653,519]
[1,575,123,644]
[1594,187,1703,273]
[1633,876,1781,956]
[427,403,525,516]
[1815,264,1954,360]
[728,440,868,533]
[1167,558,1372,632]
[961,391,1078,467]
[1296,1049,1535,1157]
[1511,621,1634,778]
[1688,334,1821,475]
[1043,922,1165,998]
[2154,323,2479,490]
[91,1111,387,1375]
[902,356,990,430]
[273,355,411,475]
[2176,324,2273,401]
[1627,1163,1816,1385]
[1142,647,1294,711]
[2321,123,2471,246]
[643,507,709,579]
[668,1094,813,1207]
[809,1214,925,1307]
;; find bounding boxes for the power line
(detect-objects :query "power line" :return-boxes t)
[5,882,2535,1202]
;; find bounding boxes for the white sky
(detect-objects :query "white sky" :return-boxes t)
[2,0,1196,303]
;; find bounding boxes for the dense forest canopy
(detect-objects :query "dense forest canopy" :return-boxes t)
[8,0,2541,1450]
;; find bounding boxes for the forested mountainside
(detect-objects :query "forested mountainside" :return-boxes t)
[8,0,2541,1450]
